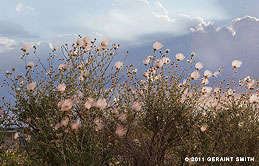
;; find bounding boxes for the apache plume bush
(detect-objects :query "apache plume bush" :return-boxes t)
[0,38,258,166]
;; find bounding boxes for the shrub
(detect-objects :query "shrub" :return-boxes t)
[1,37,258,165]
[0,148,32,166]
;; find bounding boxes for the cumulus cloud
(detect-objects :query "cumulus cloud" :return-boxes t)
[0,37,18,53]
[231,16,259,36]
[56,34,77,38]
[92,32,103,39]
[61,0,227,42]
[16,2,23,12]
[187,16,259,77]
[190,21,214,33]
[0,0,229,44]
[84,1,181,41]
[139,0,149,5]
[178,14,204,22]
[122,15,259,79]
[216,27,236,36]
[152,1,175,22]
[16,2,34,12]
[190,15,259,37]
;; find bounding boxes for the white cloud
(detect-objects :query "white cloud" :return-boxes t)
[0,37,18,53]
[152,1,175,22]
[230,15,259,34]
[16,2,34,12]
[27,6,34,10]
[56,34,77,38]
[178,14,204,22]
[231,15,259,24]
[180,14,216,33]
[140,0,149,5]
[190,15,259,36]
[50,34,78,46]
[216,27,236,36]
[120,15,259,78]
[92,32,103,39]
[21,41,42,47]
[194,21,214,33]
[16,2,23,12]
[188,15,259,75]
[44,0,227,42]
[84,0,183,41]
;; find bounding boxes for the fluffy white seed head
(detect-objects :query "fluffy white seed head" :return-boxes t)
[118,113,127,122]
[200,124,208,132]
[61,117,69,126]
[57,83,66,93]
[84,98,95,110]
[113,44,119,50]
[248,80,256,90]
[27,82,36,91]
[71,120,81,130]
[232,60,242,69]
[214,87,221,93]
[95,98,107,110]
[154,59,163,68]
[61,99,74,111]
[133,68,138,74]
[115,124,126,137]
[143,58,150,65]
[27,61,35,68]
[204,70,212,78]
[195,62,203,70]
[115,61,123,69]
[227,89,235,96]
[132,101,141,111]
[190,71,200,80]
[201,78,209,85]
[153,42,163,51]
[58,63,71,71]
[101,38,109,49]
[76,38,84,46]
[162,57,171,65]
[94,118,104,131]
[244,76,252,84]
[213,71,220,77]
[176,53,185,61]
[21,43,31,52]
[250,94,259,103]
[202,86,212,94]
[82,36,91,48]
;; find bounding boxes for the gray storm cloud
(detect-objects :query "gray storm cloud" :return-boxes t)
[0,20,39,39]
[189,16,259,78]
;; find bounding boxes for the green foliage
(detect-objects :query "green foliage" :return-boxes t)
[0,149,32,166]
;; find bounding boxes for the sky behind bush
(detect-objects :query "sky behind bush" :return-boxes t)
[1,0,259,91]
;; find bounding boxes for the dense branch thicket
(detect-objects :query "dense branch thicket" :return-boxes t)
[0,38,258,166]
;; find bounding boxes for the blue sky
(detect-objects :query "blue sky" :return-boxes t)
[1,0,258,42]
[1,0,259,86]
